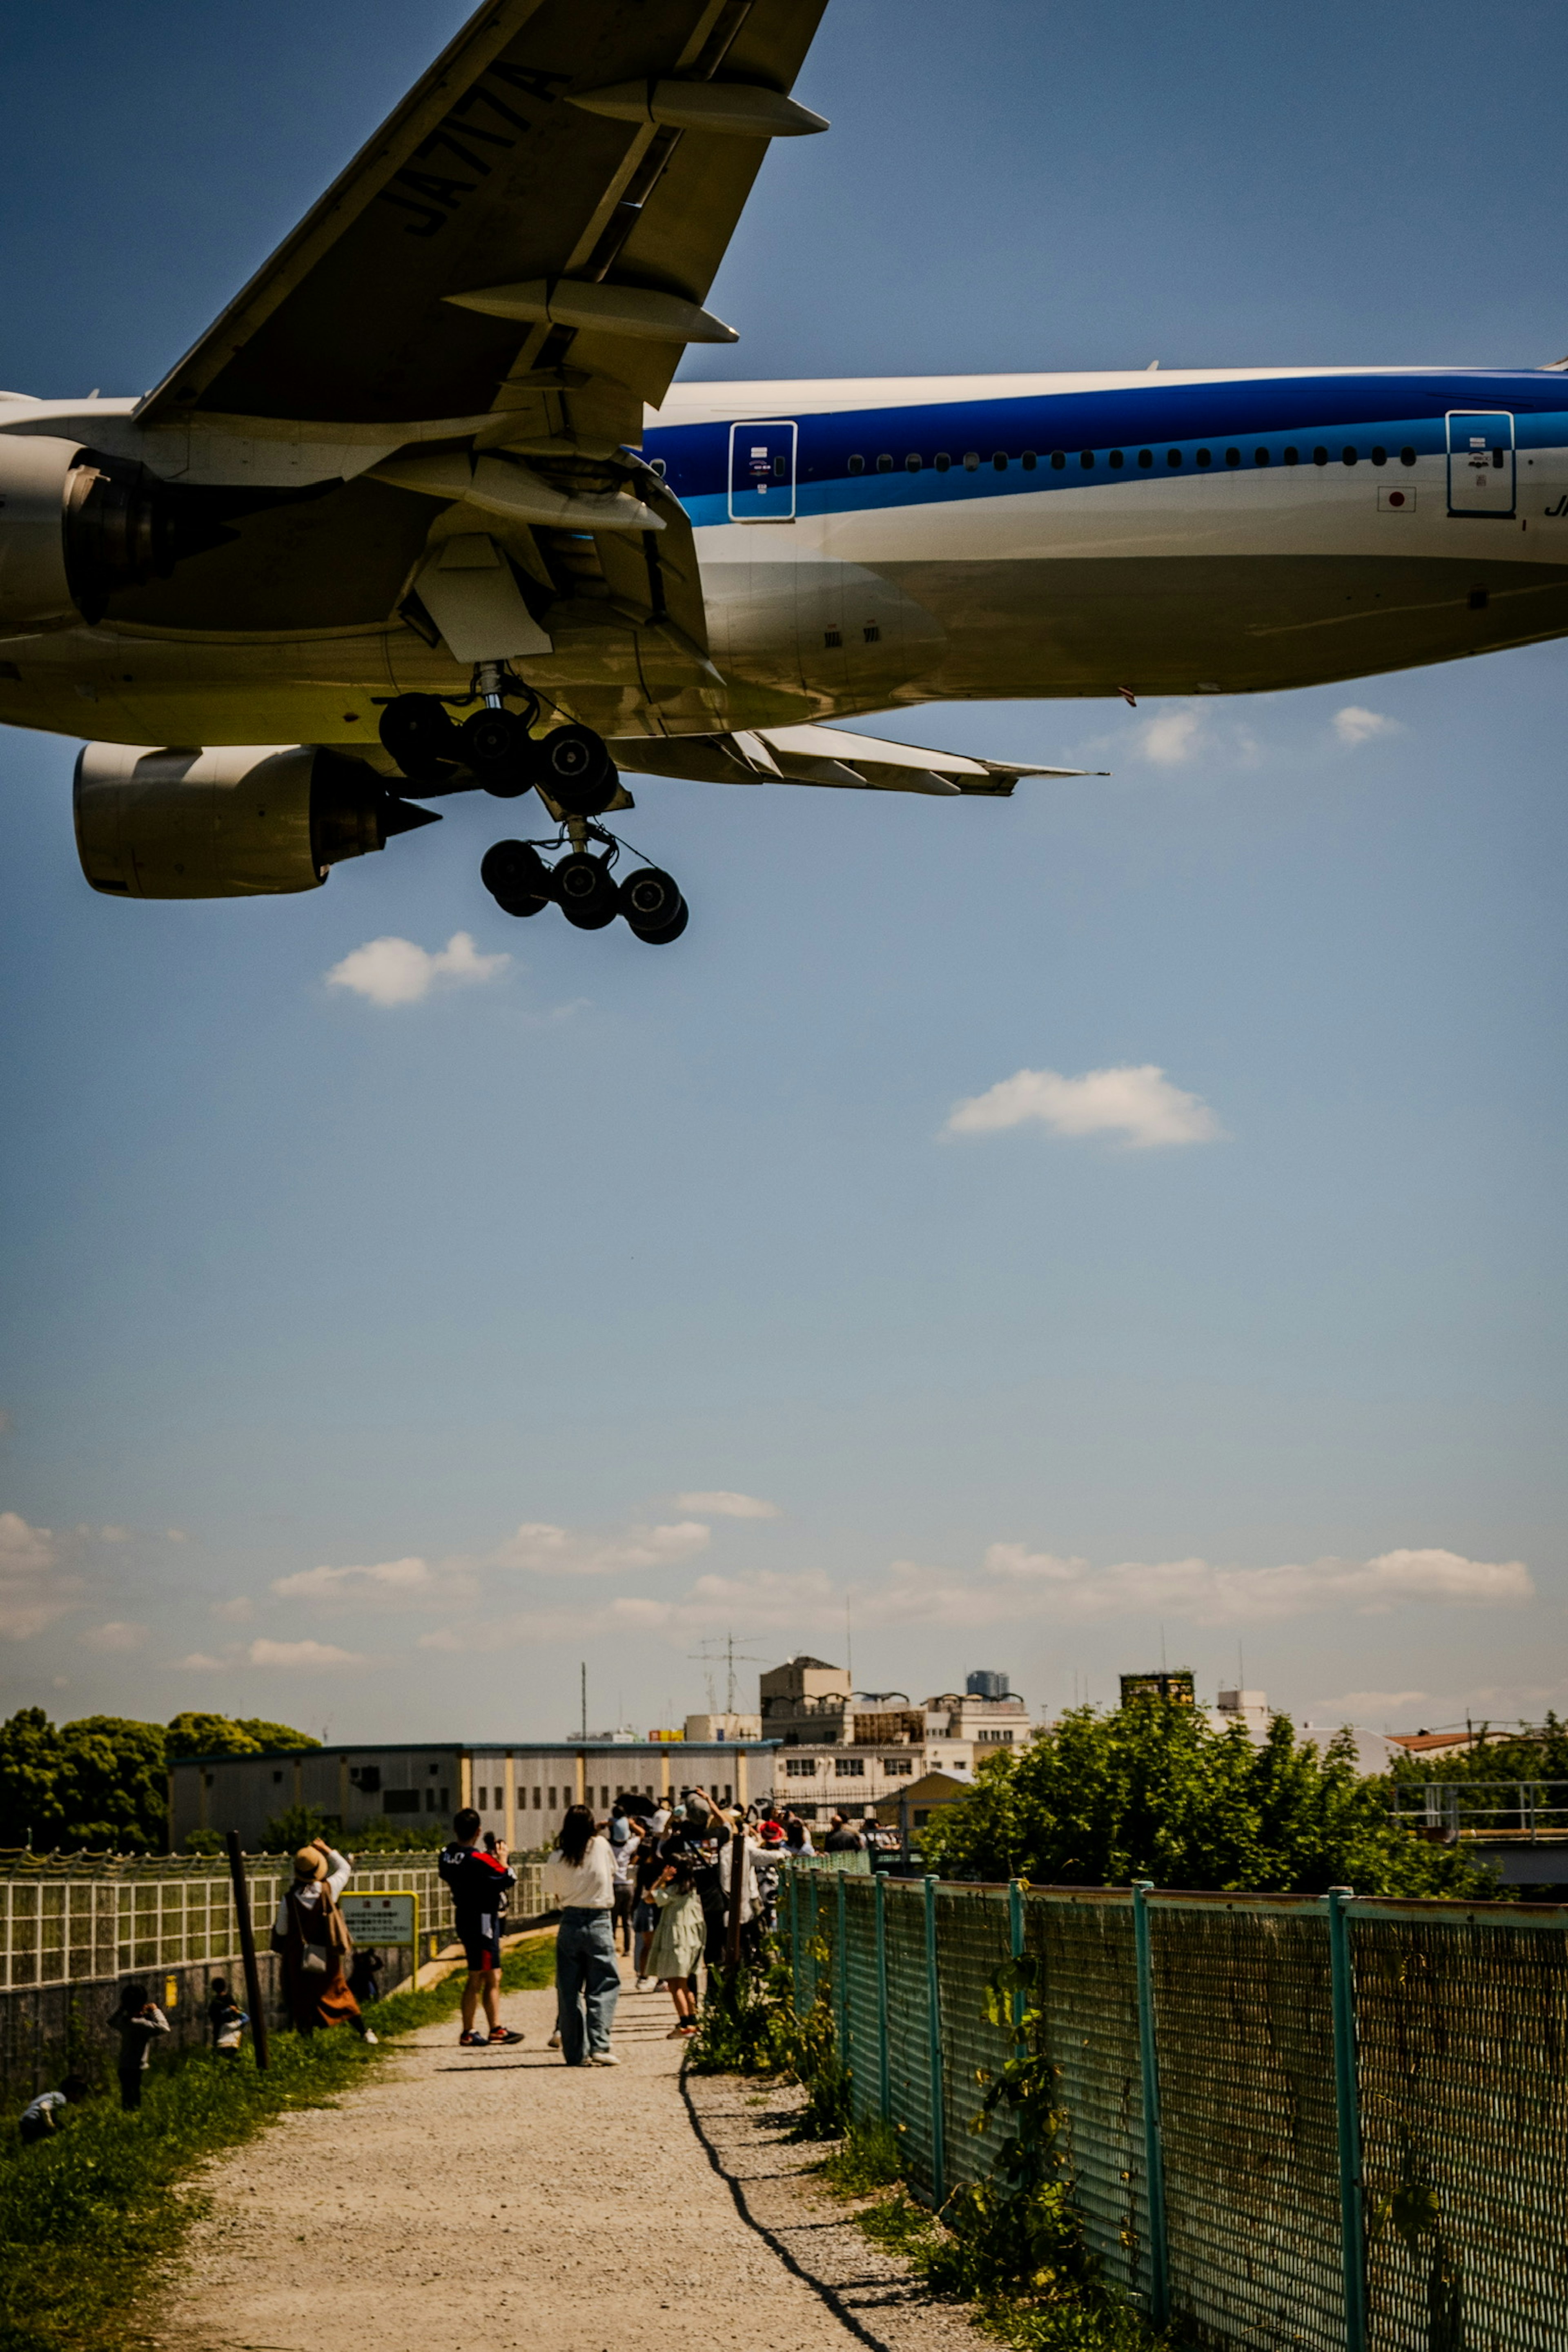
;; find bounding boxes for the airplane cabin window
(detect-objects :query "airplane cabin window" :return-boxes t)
[1138,449,1153,468]
[963,451,980,470]
[1196,448,1212,468]
[1313,447,1329,466]
[1254,448,1270,465]
[906,452,922,471]
[993,452,1009,470]
[1109,449,1124,469]
[1371,446,1388,466]
[1050,451,1066,470]
[1400,446,1416,466]
[1225,447,1241,467]
[1079,450,1093,469]
[877,453,893,471]
[1284,446,1300,465]
[1167,448,1183,467]
[1022,450,1038,469]
[1341,446,1358,466]
[934,452,951,471]
[848,454,864,474]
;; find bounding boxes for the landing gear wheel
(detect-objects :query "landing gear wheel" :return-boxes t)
[378,694,461,785]
[537,725,617,817]
[619,866,686,942]
[552,851,620,930]
[480,840,552,918]
[461,706,535,799]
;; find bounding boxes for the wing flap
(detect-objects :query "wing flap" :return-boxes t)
[611,724,1109,796]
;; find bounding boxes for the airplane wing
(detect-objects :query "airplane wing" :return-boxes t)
[136,0,829,445]
[612,724,1109,796]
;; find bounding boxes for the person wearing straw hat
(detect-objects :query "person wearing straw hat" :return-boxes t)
[271,1838,378,2042]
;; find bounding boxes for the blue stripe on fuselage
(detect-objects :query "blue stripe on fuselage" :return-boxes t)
[644,370,1568,526]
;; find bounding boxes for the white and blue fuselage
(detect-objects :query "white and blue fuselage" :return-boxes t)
[644,365,1568,728]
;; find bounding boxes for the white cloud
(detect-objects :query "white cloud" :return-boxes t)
[1334,705,1401,747]
[0,1512,80,1639]
[247,1637,366,1670]
[80,1621,147,1652]
[212,1595,254,1622]
[271,1555,478,1610]
[325,931,509,1008]
[1314,1690,1430,1715]
[676,1491,781,1520]
[172,1651,229,1671]
[99,1525,131,1544]
[489,1519,712,1577]
[1137,706,1204,765]
[945,1064,1223,1149]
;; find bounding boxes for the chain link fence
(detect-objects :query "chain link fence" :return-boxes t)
[782,1863,1568,2352]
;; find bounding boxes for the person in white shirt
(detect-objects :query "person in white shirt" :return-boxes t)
[19,2075,89,2143]
[110,1984,170,2109]
[270,1840,377,2043]
[541,1805,620,2066]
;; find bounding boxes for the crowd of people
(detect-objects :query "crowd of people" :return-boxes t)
[13,1795,882,2139]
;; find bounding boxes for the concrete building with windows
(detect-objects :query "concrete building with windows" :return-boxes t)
[169,1735,781,1851]
[757,1654,1035,1822]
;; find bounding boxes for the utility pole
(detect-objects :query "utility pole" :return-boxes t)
[580,1662,587,1741]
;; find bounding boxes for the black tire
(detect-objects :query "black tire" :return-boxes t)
[461,706,534,799]
[378,694,461,785]
[537,726,617,817]
[628,892,689,945]
[618,866,682,931]
[552,851,619,930]
[480,840,552,917]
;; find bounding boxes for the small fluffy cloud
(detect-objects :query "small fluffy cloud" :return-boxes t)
[248,1637,365,1670]
[489,1519,712,1577]
[212,1595,254,1622]
[1334,705,1401,747]
[1136,706,1204,765]
[173,1651,229,1671]
[676,1491,781,1520]
[0,1512,80,1639]
[271,1556,478,1610]
[945,1064,1223,1149]
[80,1621,147,1652]
[325,931,509,1008]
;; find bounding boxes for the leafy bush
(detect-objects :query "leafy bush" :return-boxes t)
[816,2115,905,2194]
[0,1709,318,1855]
[922,1701,1496,1896]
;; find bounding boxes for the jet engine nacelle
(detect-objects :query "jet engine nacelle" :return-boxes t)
[0,433,200,631]
[74,742,438,899]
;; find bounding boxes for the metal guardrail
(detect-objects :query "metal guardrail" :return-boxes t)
[0,1854,546,1990]
[781,1862,1568,2352]
[1388,1778,1568,1842]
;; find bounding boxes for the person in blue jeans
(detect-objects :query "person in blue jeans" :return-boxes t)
[541,1803,620,2066]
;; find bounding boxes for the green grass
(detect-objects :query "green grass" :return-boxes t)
[813,2114,906,2195]
[0,1935,557,2352]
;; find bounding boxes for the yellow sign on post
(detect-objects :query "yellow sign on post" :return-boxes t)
[338,1891,420,1988]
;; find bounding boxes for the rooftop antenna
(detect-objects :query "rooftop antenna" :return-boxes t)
[688,1633,771,1717]
[579,1662,587,1742]
[846,1594,853,1686]
[1160,1623,1167,1670]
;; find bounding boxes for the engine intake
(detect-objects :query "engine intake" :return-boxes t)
[74,743,438,899]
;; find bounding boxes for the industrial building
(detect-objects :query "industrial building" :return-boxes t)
[757,1656,1035,1821]
[168,1734,781,1851]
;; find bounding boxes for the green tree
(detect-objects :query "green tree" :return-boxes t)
[0,1708,65,1849]
[921,1702,1494,1898]
[56,1717,169,1851]
[164,1713,320,1758]
[234,1717,320,1753]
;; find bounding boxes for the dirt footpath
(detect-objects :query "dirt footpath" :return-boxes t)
[154,1960,877,2352]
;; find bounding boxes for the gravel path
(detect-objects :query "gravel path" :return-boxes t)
[152,1957,891,2352]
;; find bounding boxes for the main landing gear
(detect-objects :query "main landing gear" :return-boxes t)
[377,678,688,946]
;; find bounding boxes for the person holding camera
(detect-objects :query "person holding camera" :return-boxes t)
[645,1839,706,2038]
[440,1808,523,2049]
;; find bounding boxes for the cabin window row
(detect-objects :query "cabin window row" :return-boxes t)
[844,444,1420,475]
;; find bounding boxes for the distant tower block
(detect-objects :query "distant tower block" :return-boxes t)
[1119,1669,1196,1707]
[966,1669,1011,1700]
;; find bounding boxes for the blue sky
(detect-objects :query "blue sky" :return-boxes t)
[0,1,1564,1751]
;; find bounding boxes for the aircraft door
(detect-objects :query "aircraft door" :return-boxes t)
[729,420,797,521]
[1446,411,1515,517]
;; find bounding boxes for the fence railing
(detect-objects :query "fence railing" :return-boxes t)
[0,1855,546,1991]
[781,1861,1568,2352]
[1388,1778,1568,1842]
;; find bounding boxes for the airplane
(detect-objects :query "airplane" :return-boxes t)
[4,0,1566,944]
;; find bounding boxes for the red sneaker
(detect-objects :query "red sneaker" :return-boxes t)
[487,2027,524,2045]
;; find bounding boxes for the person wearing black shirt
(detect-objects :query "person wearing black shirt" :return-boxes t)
[439,1808,523,2049]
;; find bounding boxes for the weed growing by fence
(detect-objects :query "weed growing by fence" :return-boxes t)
[0,1934,555,2352]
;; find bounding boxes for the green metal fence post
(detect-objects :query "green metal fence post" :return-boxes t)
[788,1864,801,2016]
[1009,1878,1027,2058]
[923,1873,946,2205]
[1131,1881,1171,2328]
[874,1867,891,2120]
[1327,1887,1368,2352]
[835,1867,849,2075]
